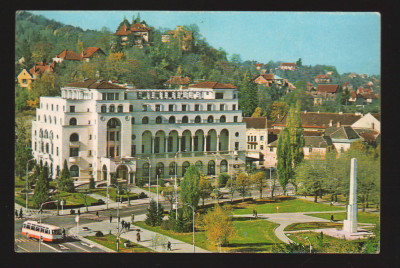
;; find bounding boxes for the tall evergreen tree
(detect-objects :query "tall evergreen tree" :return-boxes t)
[239,72,258,117]
[15,119,33,177]
[277,128,292,193]
[33,166,50,208]
[145,199,164,227]
[286,104,305,175]
[58,160,75,192]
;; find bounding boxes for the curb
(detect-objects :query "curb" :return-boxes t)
[68,229,115,253]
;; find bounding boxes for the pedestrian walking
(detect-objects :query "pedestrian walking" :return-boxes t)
[20,208,23,218]
[136,231,141,242]
[252,209,255,217]
[167,241,172,251]
[96,211,99,217]
[255,209,258,218]
[110,215,113,223]
[330,214,334,222]
[15,210,18,218]
[127,222,130,231]
[78,209,81,216]
[62,228,66,238]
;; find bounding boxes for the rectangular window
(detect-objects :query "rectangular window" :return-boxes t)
[56,105,58,111]
[235,142,239,151]
[70,148,79,157]
[107,93,114,100]
[220,104,225,111]
[131,145,136,156]
[156,105,161,111]
[56,147,59,156]
[102,93,106,100]
[110,132,115,141]
[233,104,236,110]
[34,142,37,151]
[169,104,174,111]
[270,148,274,152]
[234,116,238,122]
[195,104,200,111]
[142,145,145,153]
[309,148,313,153]
[22,79,27,83]
[51,104,53,111]
[69,106,75,113]
[182,104,187,111]
[115,93,119,100]
[260,145,264,150]
[254,136,257,142]
[88,150,92,156]
[117,106,123,113]
[89,135,92,140]
[129,105,133,112]
[88,120,91,125]
[260,136,264,141]
[207,104,212,111]
[142,105,147,111]
[215,93,224,99]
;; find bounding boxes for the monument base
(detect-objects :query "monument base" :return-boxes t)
[343,219,358,233]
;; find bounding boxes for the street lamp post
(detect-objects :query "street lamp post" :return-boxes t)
[38,200,58,252]
[305,237,312,253]
[147,157,151,204]
[26,158,35,213]
[183,203,195,253]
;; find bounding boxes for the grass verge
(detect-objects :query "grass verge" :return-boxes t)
[85,234,152,253]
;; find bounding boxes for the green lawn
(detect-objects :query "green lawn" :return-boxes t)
[285,222,343,231]
[140,186,173,194]
[305,212,380,225]
[15,176,27,188]
[91,188,139,202]
[135,217,282,253]
[232,197,344,215]
[85,234,152,253]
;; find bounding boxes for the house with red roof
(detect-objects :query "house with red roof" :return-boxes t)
[314,74,331,84]
[164,76,191,89]
[53,49,82,63]
[81,47,106,62]
[279,63,297,71]
[311,84,340,105]
[115,23,153,47]
[17,62,56,89]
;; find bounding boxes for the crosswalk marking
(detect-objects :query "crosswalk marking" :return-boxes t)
[59,244,69,250]
[15,238,31,243]
[66,242,91,252]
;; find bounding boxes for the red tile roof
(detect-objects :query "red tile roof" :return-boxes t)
[164,76,191,85]
[316,74,330,79]
[115,24,130,35]
[189,81,237,89]
[273,112,362,129]
[243,117,268,129]
[316,84,339,93]
[82,47,105,58]
[281,63,296,66]
[29,62,55,75]
[115,23,152,35]
[56,49,82,60]
[65,79,126,89]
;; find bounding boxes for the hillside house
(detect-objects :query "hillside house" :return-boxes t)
[81,47,106,62]
[324,126,361,153]
[279,63,297,71]
[53,49,82,63]
[312,84,340,105]
[17,69,35,89]
[315,74,331,84]
[115,23,153,47]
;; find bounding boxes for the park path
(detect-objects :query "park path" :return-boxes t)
[233,210,346,244]
[70,214,210,253]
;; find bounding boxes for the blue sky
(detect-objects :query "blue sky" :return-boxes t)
[30,11,380,75]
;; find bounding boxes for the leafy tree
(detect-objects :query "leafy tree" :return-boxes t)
[29,72,61,101]
[218,173,230,188]
[180,165,201,212]
[268,101,289,121]
[277,128,292,194]
[295,156,327,202]
[251,107,262,117]
[251,171,267,199]
[296,58,302,67]
[78,189,90,212]
[16,86,30,112]
[236,173,251,201]
[58,160,75,192]
[145,199,164,227]
[162,188,178,211]
[203,204,236,249]
[273,242,310,253]
[199,176,213,206]
[33,166,50,208]
[15,118,33,177]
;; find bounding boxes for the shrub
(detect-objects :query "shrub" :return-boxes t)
[139,192,147,199]
[160,220,174,231]
[97,199,105,205]
[95,231,104,237]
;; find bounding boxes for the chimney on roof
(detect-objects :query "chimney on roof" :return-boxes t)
[337,121,341,127]
[329,120,333,127]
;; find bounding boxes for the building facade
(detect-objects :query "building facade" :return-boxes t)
[242,117,268,168]
[31,80,247,185]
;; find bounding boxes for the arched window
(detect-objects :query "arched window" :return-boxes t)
[50,131,53,140]
[118,105,123,113]
[169,162,177,176]
[233,94,237,99]
[39,129,43,138]
[142,117,149,124]
[169,116,176,124]
[208,160,215,175]
[34,130,37,136]
[143,163,150,177]
[101,105,107,113]
[109,105,115,113]
[54,116,57,125]
[70,165,79,177]
[156,162,164,178]
[49,116,52,124]
[220,115,226,123]
[44,115,47,123]
[156,116,162,124]
[107,118,121,128]
[44,130,48,138]
[207,116,214,123]
[45,143,49,153]
[220,160,228,173]
[195,116,201,123]
[131,117,135,125]
[69,118,77,125]
[70,133,79,142]
[195,161,203,172]
[182,161,190,176]
[182,116,189,123]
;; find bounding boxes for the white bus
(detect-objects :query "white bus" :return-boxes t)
[21,220,63,242]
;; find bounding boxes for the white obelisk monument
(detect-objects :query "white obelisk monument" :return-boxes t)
[343,158,358,233]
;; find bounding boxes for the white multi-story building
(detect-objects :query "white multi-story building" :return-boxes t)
[31,80,247,185]
[242,117,268,168]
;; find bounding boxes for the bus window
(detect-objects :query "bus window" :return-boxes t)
[46,229,50,234]
[53,229,61,235]
[23,224,26,228]
[36,226,40,232]
[41,227,45,233]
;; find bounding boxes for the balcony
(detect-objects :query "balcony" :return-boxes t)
[69,141,80,148]
[69,156,81,163]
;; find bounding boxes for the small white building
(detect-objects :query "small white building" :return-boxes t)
[242,117,268,168]
[31,80,247,185]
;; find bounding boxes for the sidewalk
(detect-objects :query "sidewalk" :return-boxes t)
[70,214,210,253]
